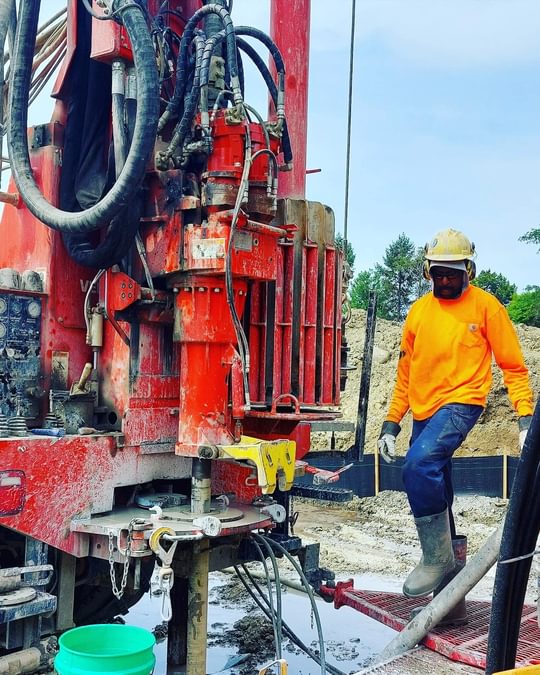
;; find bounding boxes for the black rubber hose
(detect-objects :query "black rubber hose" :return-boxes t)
[158,3,238,131]
[0,0,11,58]
[486,401,540,674]
[8,0,159,233]
[233,25,285,76]
[62,195,142,269]
[201,26,293,164]
[0,0,12,162]
[199,30,292,165]
[166,32,205,157]
[235,36,292,164]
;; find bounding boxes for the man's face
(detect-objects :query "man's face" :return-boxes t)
[430,265,465,299]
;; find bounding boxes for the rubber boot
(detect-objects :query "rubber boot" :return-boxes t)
[410,535,468,624]
[433,535,468,626]
[403,509,455,598]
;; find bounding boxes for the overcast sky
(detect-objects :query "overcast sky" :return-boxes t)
[29,1,540,290]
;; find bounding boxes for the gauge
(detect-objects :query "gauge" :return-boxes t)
[27,300,41,318]
[0,323,6,339]
[0,298,6,315]
[10,301,21,315]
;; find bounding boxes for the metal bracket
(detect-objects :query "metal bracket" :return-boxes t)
[218,435,296,494]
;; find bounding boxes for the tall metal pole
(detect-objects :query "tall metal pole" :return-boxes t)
[270,0,311,199]
[343,0,357,248]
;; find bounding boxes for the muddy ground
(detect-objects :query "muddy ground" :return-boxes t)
[205,491,535,674]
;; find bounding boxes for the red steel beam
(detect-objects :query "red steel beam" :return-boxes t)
[270,0,311,199]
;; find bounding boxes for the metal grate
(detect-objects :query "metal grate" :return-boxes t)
[338,589,539,670]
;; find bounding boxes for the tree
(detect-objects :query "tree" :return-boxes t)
[519,228,540,253]
[507,289,540,327]
[377,233,419,321]
[349,268,390,316]
[472,269,516,305]
[414,246,431,299]
[335,233,356,275]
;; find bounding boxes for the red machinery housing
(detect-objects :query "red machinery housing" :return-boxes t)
[0,0,345,670]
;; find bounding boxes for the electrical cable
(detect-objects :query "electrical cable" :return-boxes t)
[234,564,347,675]
[253,534,283,658]
[8,0,159,234]
[224,114,252,406]
[251,539,282,661]
[255,533,327,675]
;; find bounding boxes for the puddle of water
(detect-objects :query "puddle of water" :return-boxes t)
[127,572,397,674]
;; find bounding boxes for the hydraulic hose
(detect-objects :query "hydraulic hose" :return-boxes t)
[0,0,14,166]
[235,36,292,165]
[199,30,292,164]
[486,401,540,674]
[158,3,240,132]
[165,32,205,159]
[8,0,159,234]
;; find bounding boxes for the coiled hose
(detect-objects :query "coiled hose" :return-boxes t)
[485,400,540,674]
[8,0,159,234]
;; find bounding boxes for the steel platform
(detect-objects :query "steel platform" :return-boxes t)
[321,581,540,670]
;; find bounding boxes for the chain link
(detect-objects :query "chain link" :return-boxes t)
[108,519,137,599]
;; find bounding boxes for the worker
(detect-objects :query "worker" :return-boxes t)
[378,229,534,599]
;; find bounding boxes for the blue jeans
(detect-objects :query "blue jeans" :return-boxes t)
[402,403,484,523]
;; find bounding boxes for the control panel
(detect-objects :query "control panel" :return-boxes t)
[0,291,43,419]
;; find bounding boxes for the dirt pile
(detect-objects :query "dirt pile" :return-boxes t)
[314,309,540,457]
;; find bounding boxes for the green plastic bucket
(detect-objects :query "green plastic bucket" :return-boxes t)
[54,624,156,674]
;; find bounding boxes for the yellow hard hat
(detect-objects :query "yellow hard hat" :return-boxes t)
[424,229,475,262]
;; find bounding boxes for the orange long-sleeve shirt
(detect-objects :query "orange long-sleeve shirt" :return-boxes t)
[387,285,534,423]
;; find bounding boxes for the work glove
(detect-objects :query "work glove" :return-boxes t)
[519,415,532,451]
[378,421,401,464]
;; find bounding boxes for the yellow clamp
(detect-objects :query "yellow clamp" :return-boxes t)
[259,659,288,674]
[219,435,296,494]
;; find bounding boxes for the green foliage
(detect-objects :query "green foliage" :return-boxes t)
[507,289,540,327]
[519,228,540,253]
[335,233,356,274]
[349,236,430,321]
[377,233,421,321]
[472,269,516,305]
[350,269,384,312]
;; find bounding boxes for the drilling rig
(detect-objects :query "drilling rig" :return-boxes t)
[0,0,346,671]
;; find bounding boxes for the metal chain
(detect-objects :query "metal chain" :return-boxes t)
[108,519,136,599]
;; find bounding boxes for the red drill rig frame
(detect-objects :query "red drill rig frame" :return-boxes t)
[0,0,345,670]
